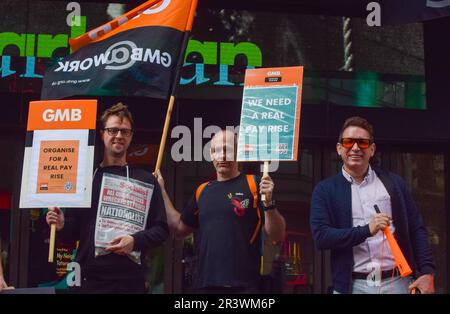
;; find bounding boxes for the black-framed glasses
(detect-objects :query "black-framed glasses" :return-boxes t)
[103,127,133,137]
[340,138,372,149]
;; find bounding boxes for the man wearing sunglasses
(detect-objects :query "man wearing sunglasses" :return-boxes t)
[46,103,168,293]
[310,116,435,294]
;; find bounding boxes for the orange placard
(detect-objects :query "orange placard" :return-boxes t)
[244,66,304,87]
[27,100,97,131]
[36,140,79,194]
[238,66,303,161]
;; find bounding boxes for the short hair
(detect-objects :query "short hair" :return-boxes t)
[338,116,374,142]
[100,102,134,129]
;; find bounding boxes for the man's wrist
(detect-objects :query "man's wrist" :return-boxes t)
[130,234,140,251]
[263,200,276,211]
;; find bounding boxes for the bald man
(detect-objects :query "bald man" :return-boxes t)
[155,129,286,293]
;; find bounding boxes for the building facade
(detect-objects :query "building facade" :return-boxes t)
[0,0,449,293]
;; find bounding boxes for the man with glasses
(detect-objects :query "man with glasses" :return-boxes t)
[310,116,435,294]
[46,103,168,293]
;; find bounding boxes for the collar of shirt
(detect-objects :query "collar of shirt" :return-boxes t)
[342,166,374,186]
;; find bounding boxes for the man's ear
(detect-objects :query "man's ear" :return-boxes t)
[99,129,106,143]
[336,142,341,156]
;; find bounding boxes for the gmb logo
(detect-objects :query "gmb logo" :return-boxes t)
[54,41,172,73]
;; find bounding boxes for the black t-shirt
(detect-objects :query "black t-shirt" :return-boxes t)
[61,165,168,280]
[181,173,263,289]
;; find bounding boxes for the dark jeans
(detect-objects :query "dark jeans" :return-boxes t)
[194,286,260,294]
[69,277,147,294]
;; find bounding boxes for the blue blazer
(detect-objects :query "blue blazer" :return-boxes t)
[309,167,435,293]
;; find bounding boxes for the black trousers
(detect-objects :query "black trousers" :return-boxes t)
[69,277,147,294]
[194,286,260,294]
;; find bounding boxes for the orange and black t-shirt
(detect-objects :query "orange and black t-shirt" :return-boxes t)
[181,174,263,289]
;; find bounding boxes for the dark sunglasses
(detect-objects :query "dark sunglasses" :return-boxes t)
[103,127,133,137]
[340,138,372,149]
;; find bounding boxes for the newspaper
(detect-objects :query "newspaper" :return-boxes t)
[94,173,154,264]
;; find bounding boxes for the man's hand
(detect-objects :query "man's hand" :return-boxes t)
[105,235,135,255]
[368,213,390,235]
[260,175,275,207]
[409,274,435,294]
[0,276,7,291]
[0,276,13,292]
[45,207,65,231]
[153,169,166,191]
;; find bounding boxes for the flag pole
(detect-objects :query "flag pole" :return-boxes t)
[48,223,56,262]
[155,95,176,171]
[155,0,198,171]
[261,161,269,201]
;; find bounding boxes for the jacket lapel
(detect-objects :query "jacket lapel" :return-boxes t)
[336,173,353,228]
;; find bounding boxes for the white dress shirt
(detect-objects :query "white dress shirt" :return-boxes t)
[342,166,396,273]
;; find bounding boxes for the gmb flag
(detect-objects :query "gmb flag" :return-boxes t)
[41,0,198,100]
[381,0,450,25]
